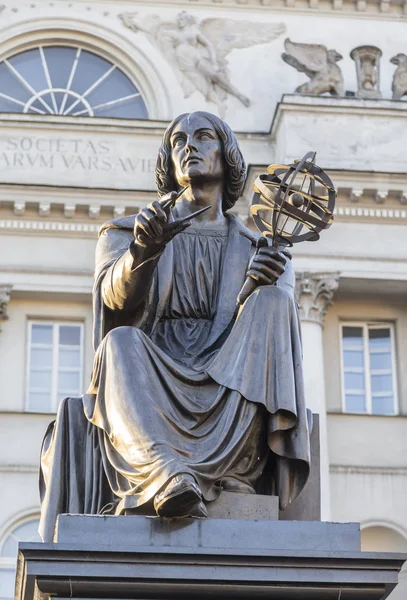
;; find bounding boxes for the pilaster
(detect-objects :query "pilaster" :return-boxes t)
[295,272,339,520]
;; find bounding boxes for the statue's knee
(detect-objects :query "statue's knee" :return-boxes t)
[104,326,140,349]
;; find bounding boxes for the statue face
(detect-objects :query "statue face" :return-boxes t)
[170,114,223,187]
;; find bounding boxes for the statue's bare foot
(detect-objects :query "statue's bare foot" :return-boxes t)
[154,474,206,517]
[221,478,256,494]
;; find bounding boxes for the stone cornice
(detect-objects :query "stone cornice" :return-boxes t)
[272,95,407,138]
[331,465,407,475]
[0,219,99,236]
[37,0,407,19]
[295,272,340,326]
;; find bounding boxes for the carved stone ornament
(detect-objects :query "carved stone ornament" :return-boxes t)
[119,11,285,117]
[295,272,339,326]
[390,53,407,100]
[350,45,382,99]
[0,284,12,326]
[281,39,344,96]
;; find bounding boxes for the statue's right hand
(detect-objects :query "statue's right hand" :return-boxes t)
[134,192,191,249]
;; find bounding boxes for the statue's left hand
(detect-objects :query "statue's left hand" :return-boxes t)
[246,247,290,286]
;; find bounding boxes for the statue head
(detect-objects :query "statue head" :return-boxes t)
[390,54,407,66]
[156,111,246,212]
[327,49,342,63]
[176,11,195,29]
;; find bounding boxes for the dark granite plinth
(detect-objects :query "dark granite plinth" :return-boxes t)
[15,515,406,600]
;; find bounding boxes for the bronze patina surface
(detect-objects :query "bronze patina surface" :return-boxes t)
[39,112,311,541]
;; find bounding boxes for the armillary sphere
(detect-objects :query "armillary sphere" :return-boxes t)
[250,151,336,249]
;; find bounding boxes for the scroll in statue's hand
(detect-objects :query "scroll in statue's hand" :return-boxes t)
[134,191,191,252]
[246,246,290,287]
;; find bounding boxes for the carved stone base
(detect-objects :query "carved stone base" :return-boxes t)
[15,515,406,600]
[206,491,279,520]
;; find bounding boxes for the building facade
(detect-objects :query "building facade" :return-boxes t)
[0,0,407,598]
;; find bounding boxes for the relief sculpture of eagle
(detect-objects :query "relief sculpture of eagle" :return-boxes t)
[282,39,344,97]
[390,54,407,100]
[119,11,285,116]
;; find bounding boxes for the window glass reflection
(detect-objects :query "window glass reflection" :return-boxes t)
[0,45,148,119]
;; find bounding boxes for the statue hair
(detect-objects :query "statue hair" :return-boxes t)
[155,111,246,212]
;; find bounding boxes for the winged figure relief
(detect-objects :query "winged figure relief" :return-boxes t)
[282,39,344,97]
[119,11,285,116]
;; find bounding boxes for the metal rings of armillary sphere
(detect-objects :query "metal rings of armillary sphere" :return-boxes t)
[250,151,336,248]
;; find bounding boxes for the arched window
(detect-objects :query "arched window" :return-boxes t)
[0,517,40,600]
[0,46,148,119]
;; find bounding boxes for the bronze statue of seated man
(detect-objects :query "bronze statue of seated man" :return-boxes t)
[39,111,310,540]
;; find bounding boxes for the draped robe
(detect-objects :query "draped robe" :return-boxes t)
[39,212,310,541]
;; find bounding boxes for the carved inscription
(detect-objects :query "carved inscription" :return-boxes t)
[0,137,156,174]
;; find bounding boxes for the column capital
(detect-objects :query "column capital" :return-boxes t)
[0,284,12,328]
[295,272,339,327]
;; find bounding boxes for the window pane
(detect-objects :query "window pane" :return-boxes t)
[369,351,392,370]
[31,324,52,344]
[8,48,47,93]
[371,373,393,393]
[29,369,52,389]
[1,45,148,119]
[372,396,394,415]
[70,50,113,95]
[59,325,80,346]
[342,326,363,348]
[58,371,80,391]
[343,349,364,369]
[27,391,51,412]
[94,96,148,119]
[369,328,391,348]
[344,372,365,391]
[0,62,32,103]
[0,95,24,113]
[59,348,80,368]
[30,347,52,368]
[42,46,77,91]
[345,394,366,413]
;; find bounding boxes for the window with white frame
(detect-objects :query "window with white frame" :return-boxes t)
[0,45,148,118]
[26,321,84,413]
[340,323,398,415]
[0,517,40,600]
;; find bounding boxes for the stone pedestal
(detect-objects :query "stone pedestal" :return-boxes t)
[15,514,406,600]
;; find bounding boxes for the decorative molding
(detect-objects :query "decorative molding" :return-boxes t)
[113,206,125,218]
[0,284,12,327]
[350,188,363,203]
[331,464,407,476]
[375,190,388,203]
[337,206,407,219]
[0,464,38,474]
[16,0,406,18]
[0,219,99,235]
[89,205,101,219]
[13,201,25,216]
[64,204,76,218]
[295,272,340,326]
[39,202,51,217]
